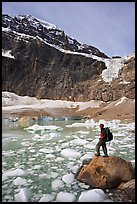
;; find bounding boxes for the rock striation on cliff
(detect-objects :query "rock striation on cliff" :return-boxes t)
[2,14,135,102]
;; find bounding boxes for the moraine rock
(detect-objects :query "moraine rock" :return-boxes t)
[76,155,135,189]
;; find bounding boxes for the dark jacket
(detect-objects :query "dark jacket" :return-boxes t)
[100,128,106,139]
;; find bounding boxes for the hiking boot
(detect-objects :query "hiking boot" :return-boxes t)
[103,154,108,157]
[95,153,100,156]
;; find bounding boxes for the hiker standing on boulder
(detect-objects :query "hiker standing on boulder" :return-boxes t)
[95,123,108,157]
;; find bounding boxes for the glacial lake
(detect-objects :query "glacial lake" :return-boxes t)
[2,116,135,202]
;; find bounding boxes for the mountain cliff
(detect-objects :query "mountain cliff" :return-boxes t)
[2,14,135,102]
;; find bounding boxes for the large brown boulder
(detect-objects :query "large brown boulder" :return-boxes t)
[76,156,135,189]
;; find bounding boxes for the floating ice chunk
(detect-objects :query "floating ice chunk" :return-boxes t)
[39,194,55,202]
[33,165,41,170]
[78,182,90,189]
[14,188,31,202]
[39,148,54,154]
[78,188,107,202]
[49,132,59,138]
[50,172,59,178]
[56,157,65,162]
[76,130,90,135]
[32,134,41,139]
[3,150,17,157]
[68,164,80,174]
[71,138,88,145]
[25,124,63,133]
[60,148,81,159]
[13,177,27,186]
[3,168,25,180]
[56,191,76,202]
[3,194,13,201]
[51,178,64,190]
[29,149,35,153]
[60,142,70,148]
[24,124,40,133]
[45,153,55,158]
[62,173,75,185]
[80,152,94,162]
[39,173,50,179]
[66,122,86,128]
[21,141,31,146]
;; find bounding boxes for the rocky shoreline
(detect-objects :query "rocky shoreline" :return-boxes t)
[76,156,135,202]
[2,101,135,122]
[2,94,135,202]
[2,92,135,122]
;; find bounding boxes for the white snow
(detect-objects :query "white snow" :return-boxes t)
[2,91,39,107]
[77,100,103,111]
[2,91,105,114]
[2,17,135,85]
[115,96,128,106]
[101,52,135,83]
[2,27,11,32]
[119,81,131,84]
[101,58,123,82]
[2,49,15,59]
[25,14,58,30]
[2,92,134,123]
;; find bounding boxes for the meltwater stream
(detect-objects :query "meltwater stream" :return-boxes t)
[2,117,135,202]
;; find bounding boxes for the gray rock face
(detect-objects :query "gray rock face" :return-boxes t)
[2,35,106,100]
[2,14,135,102]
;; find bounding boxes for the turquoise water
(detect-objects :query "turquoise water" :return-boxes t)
[2,117,135,202]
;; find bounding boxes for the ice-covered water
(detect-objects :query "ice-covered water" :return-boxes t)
[2,117,135,202]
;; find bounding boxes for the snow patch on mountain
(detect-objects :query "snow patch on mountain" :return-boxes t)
[2,14,109,59]
[115,97,128,106]
[2,49,15,59]
[2,14,135,84]
[16,14,59,30]
[101,52,135,83]
[2,91,104,111]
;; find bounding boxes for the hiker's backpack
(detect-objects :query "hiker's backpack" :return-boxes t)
[105,127,113,142]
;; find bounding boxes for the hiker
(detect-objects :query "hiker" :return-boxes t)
[95,123,108,157]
